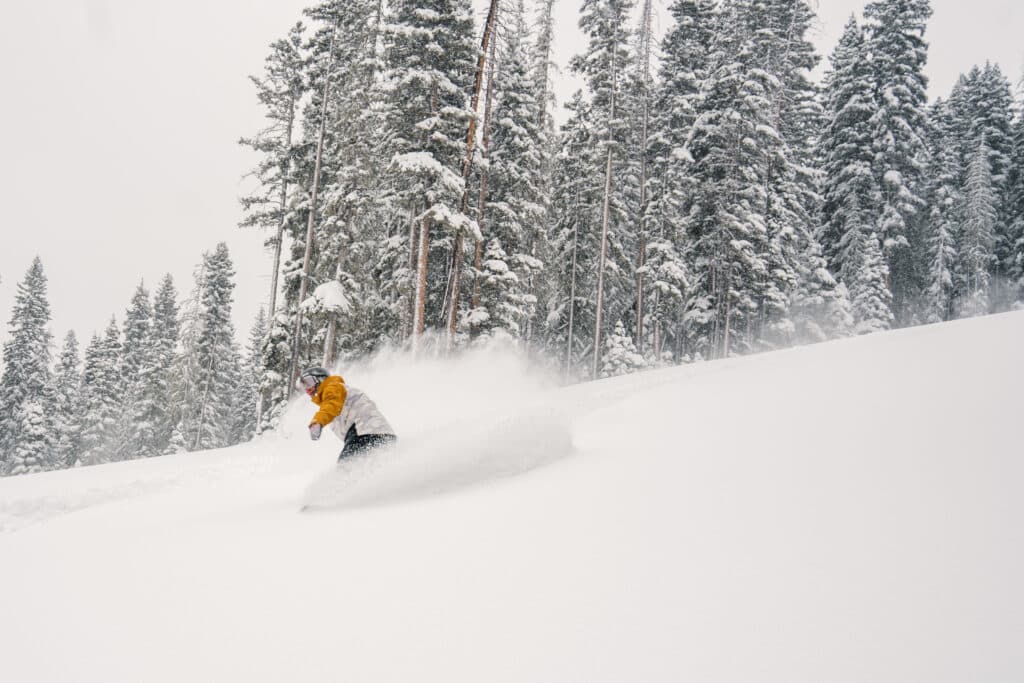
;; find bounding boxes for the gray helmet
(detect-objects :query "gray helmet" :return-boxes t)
[298,366,330,391]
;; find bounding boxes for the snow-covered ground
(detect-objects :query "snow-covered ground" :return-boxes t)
[1,313,1022,682]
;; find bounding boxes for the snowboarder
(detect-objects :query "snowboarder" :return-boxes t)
[299,367,397,462]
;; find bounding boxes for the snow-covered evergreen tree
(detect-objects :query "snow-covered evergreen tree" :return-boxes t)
[820,17,890,333]
[0,257,54,474]
[476,0,545,342]
[600,320,647,378]
[8,400,52,476]
[571,0,637,376]
[843,216,894,335]
[862,0,933,322]
[544,92,601,377]
[472,238,529,339]
[958,138,999,317]
[78,320,123,467]
[240,22,308,319]
[641,0,714,360]
[922,100,961,323]
[180,243,243,451]
[683,0,782,358]
[383,0,479,349]
[1008,114,1024,299]
[52,331,83,468]
[119,282,156,459]
[236,308,267,443]
[257,311,293,433]
[149,275,181,455]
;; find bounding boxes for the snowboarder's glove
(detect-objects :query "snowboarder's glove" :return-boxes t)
[309,423,322,441]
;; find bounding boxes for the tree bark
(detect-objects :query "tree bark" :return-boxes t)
[592,34,619,380]
[635,0,653,354]
[412,215,430,355]
[288,32,335,391]
[471,18,500,325]
[445,0,501,350]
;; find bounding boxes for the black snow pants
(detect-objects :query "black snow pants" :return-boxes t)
[338,424,397,463]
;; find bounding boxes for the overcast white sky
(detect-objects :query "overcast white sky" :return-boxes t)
[0,0,1021,350]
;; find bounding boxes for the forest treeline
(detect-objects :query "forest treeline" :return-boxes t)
[239,0,1023,429]
[2,0,1022,475]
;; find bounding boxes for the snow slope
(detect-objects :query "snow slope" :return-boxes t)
[1,314,1022,682]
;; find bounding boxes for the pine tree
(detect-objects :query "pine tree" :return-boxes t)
[476,0,545,342]
[843,213,894,334]
[78,319,123,467]
[181,243,243,451]
[149,275,181,454]
[257,311,293,433]
[1008,115,1024,299]
[52,331,83,468]
[472,238,528,339]
[820,17,891,333]
[600,320,647,377]
[862,0,933,321]
[922,100,961,323]
[119,282,155,459]
[642,0,715,360]
[0,257,54,474]
[958,138,999,317]
[571,0,637,377]
[383,0,479,350]
[236,308,267,442]
[683,0,780,358]
[240,22,308,318]
[8,400,52,476]
[544,92,601,377]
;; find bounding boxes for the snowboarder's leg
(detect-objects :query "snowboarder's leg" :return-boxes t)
[337,426,397,463]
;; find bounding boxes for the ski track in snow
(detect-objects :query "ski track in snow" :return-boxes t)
[302,407,576,510]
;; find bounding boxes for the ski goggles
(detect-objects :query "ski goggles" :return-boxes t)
[298,374,320,390]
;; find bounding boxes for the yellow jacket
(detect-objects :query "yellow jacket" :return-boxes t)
[310,375,347,427]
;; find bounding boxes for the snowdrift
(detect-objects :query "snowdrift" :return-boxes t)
[1,313,1022,682]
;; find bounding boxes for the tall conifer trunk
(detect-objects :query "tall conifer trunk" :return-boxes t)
[288,32,335,387]
[446,0,501,350]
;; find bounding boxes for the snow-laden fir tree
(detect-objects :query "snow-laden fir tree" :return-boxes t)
[819,16,890,333]
[119,282,156,460]
[0,257,54,474]
[236,308,267,442]
[300,0,397,363]
[78,319,123,467]
[544,92,601,378]
[862,0,933,322]
[52,331,83,468]
[922,100,962,323]
[640,0,714,361]
[949,64,1016,308]
[473,238,529,339]
[600,320,647,378]
[682,0,781,358]
[180,243,243,451]
[8,400,52,476]
[570,0,638,377]
[958,138,999,318]
[474,0,545,342]
[257,311,293,433]
[748,0,840,348]
[149,275,181,455]
[1009,114,1024,298]
[240,22,308,319]
[383,0,479,350]
[842,204,894,335]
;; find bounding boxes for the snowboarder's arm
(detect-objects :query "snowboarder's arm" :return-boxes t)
[310,381,346,427]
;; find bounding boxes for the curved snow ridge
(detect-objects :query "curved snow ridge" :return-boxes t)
[302,407,575,510]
